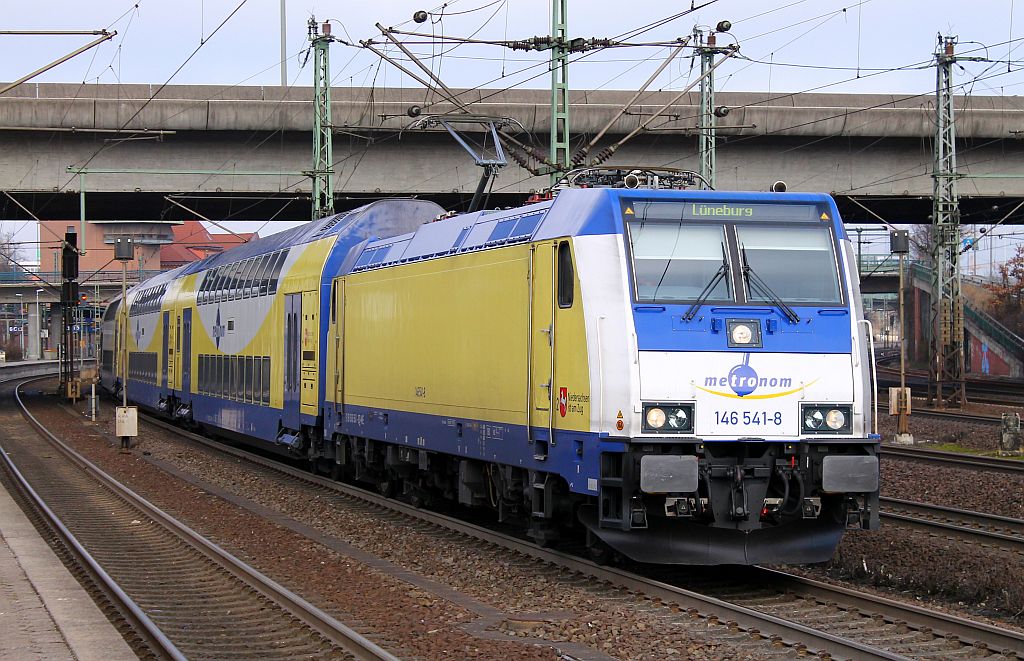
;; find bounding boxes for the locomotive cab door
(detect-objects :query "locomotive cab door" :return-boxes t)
[529,242,556,457]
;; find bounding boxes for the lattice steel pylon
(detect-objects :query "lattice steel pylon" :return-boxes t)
[928,35,966,407]
[549,0,569,185]
[697,29,715,189]
[309,17,335,220]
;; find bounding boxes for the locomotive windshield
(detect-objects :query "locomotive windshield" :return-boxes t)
[628,223,730,303]
[737,225,841,304]
[624,200,844,306]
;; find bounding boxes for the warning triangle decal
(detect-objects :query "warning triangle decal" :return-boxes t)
[624,207,635,215]
[820,212,830,220]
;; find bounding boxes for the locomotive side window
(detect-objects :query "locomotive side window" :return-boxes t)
[628,223,731,303]
[557,241,574,308]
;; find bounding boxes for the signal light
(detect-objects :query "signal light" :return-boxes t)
[62,232,79,280]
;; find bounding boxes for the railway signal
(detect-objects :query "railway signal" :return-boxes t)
[60,232,80,399]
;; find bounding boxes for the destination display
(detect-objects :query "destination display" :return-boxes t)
[622,201,824,222]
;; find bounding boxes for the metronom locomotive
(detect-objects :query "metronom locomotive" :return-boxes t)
[101,168,880,564]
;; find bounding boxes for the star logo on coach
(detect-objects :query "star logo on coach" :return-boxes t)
[213,307,225,349]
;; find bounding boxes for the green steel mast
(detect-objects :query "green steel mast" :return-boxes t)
[309,17,335,220]
[549,0,569,185]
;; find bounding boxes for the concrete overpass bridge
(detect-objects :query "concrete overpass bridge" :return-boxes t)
[1,83,1024,223]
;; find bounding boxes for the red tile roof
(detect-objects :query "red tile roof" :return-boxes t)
[161,221,257,267]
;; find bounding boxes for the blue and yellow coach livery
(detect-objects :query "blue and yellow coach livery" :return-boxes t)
[102,168,880,565]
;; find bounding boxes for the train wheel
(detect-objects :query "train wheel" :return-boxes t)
[329,462,342,481]
[586,535,615,565]
[377,477,398,498]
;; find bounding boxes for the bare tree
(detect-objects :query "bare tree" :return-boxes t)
[0,227,21,272]
[910,224,934,265]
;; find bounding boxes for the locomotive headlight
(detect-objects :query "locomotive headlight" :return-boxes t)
[804,409,824,430]
[646,407,667,429]
[665,407,690,430]
[801,404,852,433]
[730,323,753,345]
[643,403,695,433]
[825,409,846,430]
[726,319,762,348]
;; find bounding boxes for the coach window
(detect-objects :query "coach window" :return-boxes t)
[261,357,271,404]
[244,356,253,402]
[238,259,254,298]
[557,241,574,308]
[246,258,261,296]
[250,254,269,296]
[252,356,261,404]
[212,267,228,303]
[268,251,287,295]
[254,253,273,296]
[230,262,245,300]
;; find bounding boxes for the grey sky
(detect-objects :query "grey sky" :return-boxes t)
[1,1,1022,271]
[1,1,1018,95]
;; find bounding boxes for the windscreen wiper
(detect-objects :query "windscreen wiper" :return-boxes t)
[683,242,729,321]
[741,245,800,324]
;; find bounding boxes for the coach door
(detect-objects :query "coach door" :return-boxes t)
[161,311,170,389]
[529,242,556,457]
[300,290,319,416]
[181,309,192,395]
[331,280,345,412]
[283,293,302,429]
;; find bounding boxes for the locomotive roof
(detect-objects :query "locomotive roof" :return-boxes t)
[345,188,842,274]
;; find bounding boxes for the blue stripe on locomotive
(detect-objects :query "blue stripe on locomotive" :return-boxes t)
[337,404,622,496]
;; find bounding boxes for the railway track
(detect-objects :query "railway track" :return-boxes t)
[3,377,396,661]
[117,406,1024,660]
[876,396,1004,425]
[881,444,1024,474]
[880,497,1024,554]
[876,367,1024,408]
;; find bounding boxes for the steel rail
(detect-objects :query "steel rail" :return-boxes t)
[880,496,1024,553]
[136,412,1018,661]
[14,377,398,661]
[144,413,1024,659]
[0,430,186,660]
[754,567,1024,656]
[881,444,1024,474]
[875,397,1002,425]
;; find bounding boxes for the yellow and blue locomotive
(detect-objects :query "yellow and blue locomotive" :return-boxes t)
[102,171,879,564]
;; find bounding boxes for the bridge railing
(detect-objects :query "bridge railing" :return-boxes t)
[964,304,1024,359]
[900,262,1024,360]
